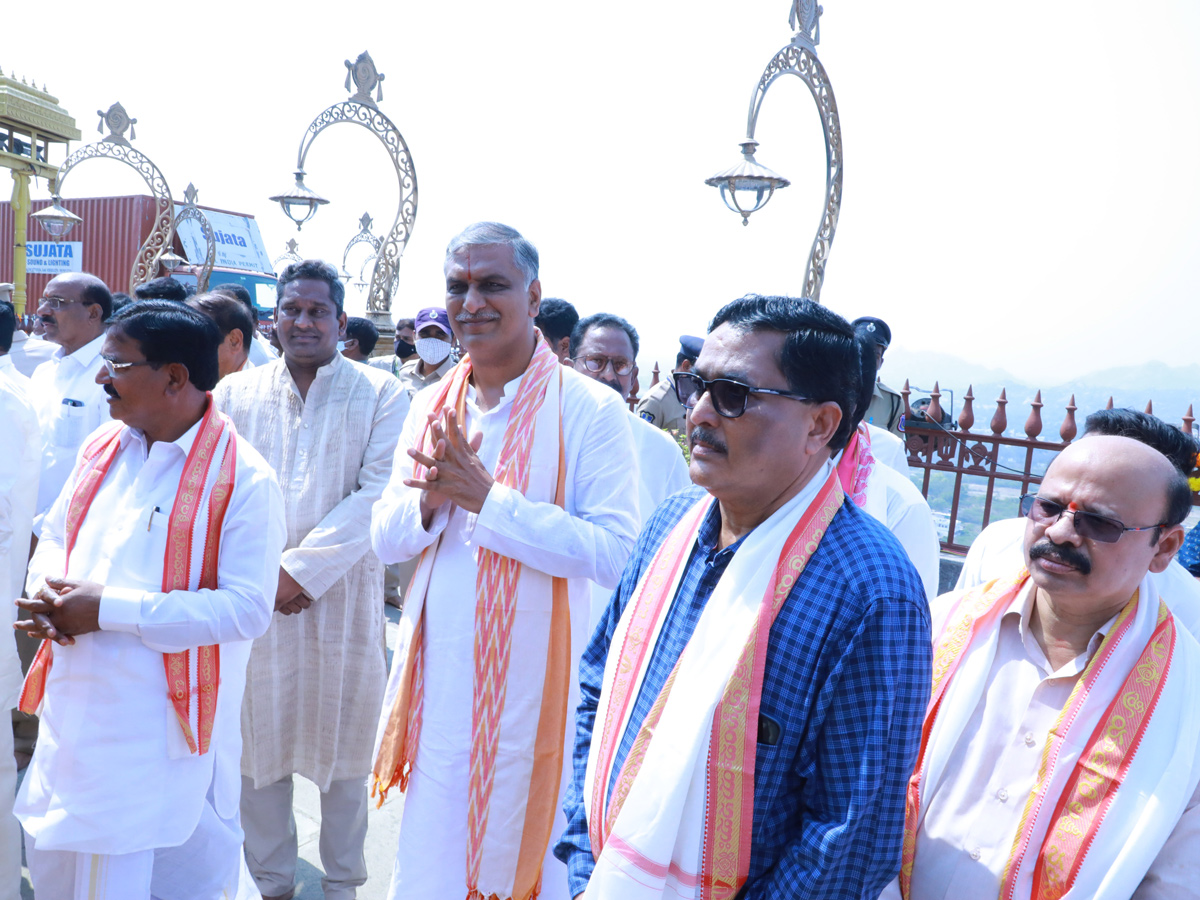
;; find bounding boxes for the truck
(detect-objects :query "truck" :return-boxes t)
[0,194,279,317]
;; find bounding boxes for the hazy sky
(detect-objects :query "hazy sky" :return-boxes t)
[7,0,1199,382]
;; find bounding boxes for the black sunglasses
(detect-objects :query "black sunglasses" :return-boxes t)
[673,371,812,419]
[1019,494,1166,544]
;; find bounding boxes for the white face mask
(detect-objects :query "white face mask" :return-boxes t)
[415,337,452,365]
[336,340,347,353]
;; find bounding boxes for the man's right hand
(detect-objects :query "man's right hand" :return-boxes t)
[274,567,312,615]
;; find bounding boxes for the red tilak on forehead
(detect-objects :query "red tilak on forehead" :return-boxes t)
[1068,502,1079,511]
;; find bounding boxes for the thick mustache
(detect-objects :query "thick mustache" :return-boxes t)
[1029,539,1092,575]
[690,426,728,454]
[103,383,120,400]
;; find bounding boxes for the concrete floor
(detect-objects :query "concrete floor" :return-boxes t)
[18,604,407,899]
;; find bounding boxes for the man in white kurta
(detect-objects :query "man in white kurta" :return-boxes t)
[14,300,286,900]
[370,224,639,900]
[214,261,408,900]
[0,303,37,899]
[27,273,113,536]
[567,313,692,629]
[881,435,1200,900]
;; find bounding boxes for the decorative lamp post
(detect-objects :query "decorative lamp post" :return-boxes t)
[705,0,843,302]
[342,211,381,302]
[37,103,176,296]
[269,51,418,336]
[29,199,82,238]
[158,249,185,273]
[0,68,80,316]
[273,238,303,270]
[169,183,216,290]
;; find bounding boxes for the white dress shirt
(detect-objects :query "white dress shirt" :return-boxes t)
[881,583,1200,900]
[7,330,56,378]
[868,423,910,474]
[0,369,38,709]
[16,417,286,855]
[248,332,277,366]
[28,333,111,532]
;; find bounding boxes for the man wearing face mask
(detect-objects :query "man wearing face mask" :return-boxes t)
[368,318,417,377]
[393,307,455,400]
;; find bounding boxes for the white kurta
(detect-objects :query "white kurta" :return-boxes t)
[0,366,38,707]
[213,353,409,789]
[867,423,910,474]
[28,333,111,533]
[370,365,640,900]
[955,516,1200,639]
[589,413,691,630]
[16,417,286,859]
[7,331,56,378]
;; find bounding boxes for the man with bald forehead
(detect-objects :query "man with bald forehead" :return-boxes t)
[886,435,1200,900]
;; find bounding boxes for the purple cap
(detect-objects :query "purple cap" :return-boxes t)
[414,307,452,337]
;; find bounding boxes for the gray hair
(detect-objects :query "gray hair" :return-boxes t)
[444,221,539,289]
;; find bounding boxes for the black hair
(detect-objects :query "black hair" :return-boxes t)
[109,300,221,392]
[395,317,415,331]
[569,312,639,360]
[277,259,344,316]
[0,301,15,353]
[535,298,579,345]
[709,294,859,452]
[1082,408,1198,532]
[133,276,188,304]
[110,292,133,315]
[212,282,255,314]
[345,316,380,354]
[188,292,256,352]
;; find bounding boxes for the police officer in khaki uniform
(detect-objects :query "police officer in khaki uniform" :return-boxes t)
[853,316,904,437]
[635,334,703,434]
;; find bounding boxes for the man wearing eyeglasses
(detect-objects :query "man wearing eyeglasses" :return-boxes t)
[13,300,286,900]
[27,273,114,538]
[569,313,691,627]
[882,428,1200,900]
[634,334,702,435]
[557,295,932,900]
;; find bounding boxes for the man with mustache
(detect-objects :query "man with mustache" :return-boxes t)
[568,312,690,626]
[882,430,1200,900]
[27,273,113,537]
[14,301,286,899]
[370,222,639,900]
[557,295,932,899]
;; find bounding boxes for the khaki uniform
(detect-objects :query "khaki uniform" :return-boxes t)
[864,379,904,437]
[635,377,688,434]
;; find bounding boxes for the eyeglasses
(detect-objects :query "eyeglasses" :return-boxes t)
[673,371,813,419]
[574,355,634,377]
[1019,494,1166,543]
[100,356,157,377]
[39,296,92,311]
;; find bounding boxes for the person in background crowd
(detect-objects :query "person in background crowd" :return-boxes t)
[342,317,379,362]
[133,276,188,304]
[15,300,286,900]
[1179,522,1200,578]
[370,222,639,900]
[188,292,257,380]
[214,259,408,900]
[635,334,702,434]
[956,408,1200,638]
[368,317,417,377]
[212,283,278,366]
[536,297,579,363]
[0,300,37,895]
[7,314,56,378]
[568,312,691,626]
[29,273,113,537]
[109,292,133,316]
[558,295,931,899]
[884,432,1200,900]
[853,316,904,437]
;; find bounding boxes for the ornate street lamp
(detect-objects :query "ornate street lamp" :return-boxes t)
[706,0,843,302]
[169,182,216,290]
[29,199,83,238]
[37,102,176,296]
[269,51,418,332]
[273,238,303,270]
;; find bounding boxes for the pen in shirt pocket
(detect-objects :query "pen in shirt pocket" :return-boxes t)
[147,506,165,531]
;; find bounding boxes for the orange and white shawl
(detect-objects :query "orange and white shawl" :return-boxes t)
[583,464,844,900]
[372,334,568,900]
[836,421,874,508]
[900,568,1200,900]
[19,398,237,756]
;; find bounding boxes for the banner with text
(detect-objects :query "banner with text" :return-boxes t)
[26,242,83,275]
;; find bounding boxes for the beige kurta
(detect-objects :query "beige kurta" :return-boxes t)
[214,353,409,789]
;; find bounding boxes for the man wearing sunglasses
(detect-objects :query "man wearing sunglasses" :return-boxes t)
[569,312,691,628]
[885,431,1200,900]
[634,334,703,435]
[558,295,932,899]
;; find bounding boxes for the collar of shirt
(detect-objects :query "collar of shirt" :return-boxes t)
[1003,582,1119,680]
[278,348,346,400]
[0,354,15,373]
[51,332,106,369]
[465,370,526,413]
[117,412,205,464]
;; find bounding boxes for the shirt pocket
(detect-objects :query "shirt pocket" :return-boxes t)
[53,402,88,448]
